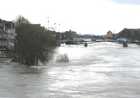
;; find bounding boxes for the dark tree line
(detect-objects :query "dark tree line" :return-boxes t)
[14,16,57,65]
[61,30,79,41]
[117,28,140,41]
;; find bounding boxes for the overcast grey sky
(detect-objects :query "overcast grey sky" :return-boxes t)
[1,0,140,35]
[112,0,140,4]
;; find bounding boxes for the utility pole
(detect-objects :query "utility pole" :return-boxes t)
[47,17,50,30]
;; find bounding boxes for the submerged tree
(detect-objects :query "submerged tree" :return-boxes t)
[15,16,57,65]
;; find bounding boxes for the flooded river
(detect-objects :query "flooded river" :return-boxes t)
[0,42,140,98]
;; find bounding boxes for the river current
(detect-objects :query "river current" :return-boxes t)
[0,42,140,98]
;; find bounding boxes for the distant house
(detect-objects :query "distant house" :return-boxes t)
[104,31,113,41]
[0,19,16,57]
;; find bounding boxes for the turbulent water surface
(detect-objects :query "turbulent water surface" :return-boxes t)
[0,42,140,98]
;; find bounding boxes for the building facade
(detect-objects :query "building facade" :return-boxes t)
[104,31,113,41]
[0,19,16,57]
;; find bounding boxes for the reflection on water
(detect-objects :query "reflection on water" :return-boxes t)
[0,42,140,98]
